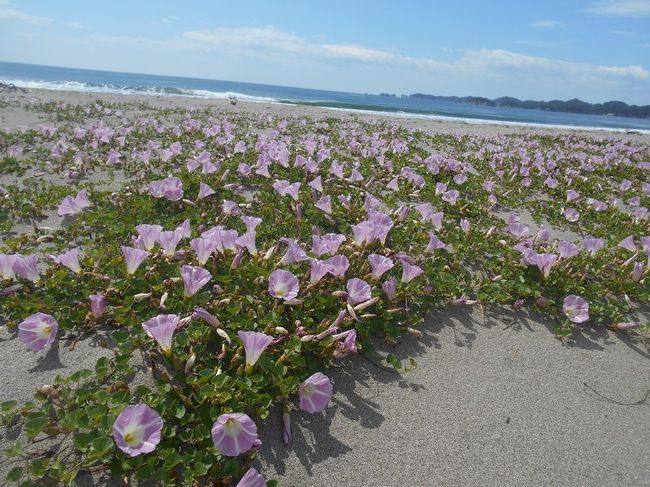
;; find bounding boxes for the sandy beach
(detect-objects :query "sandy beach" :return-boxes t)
[1,87,649,487]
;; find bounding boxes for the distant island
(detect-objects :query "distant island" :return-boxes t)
[407,93,650,119]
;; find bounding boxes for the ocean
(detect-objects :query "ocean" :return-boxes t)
[1,61,649,133]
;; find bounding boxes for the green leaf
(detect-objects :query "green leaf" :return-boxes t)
[174,403,186,419]
[6,467,22,482]
[4,442,24,458]
[95,357,109,378]
[24,415,49,439]
[386,353,402,371]
[92,436,114,453]
[1,400,17,412]
[73,432,92,451]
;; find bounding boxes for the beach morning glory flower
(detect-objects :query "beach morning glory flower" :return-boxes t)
[190,237,219,266]
[52,247,83,274]
[368,254,394,279]
[57,189,91,216]
[563,208,579,222]
[142,314,179,354]
[558,241,580,260]
[0,253,17,280]
[618,236,636,252]
[158,230,183,256]
[442,189,459,205]
[401,262,424,283]
[347,278,371,305]
[268,269,299,301]
[426,233,447,253]
[382,276,397,300]
[121,246,150,275]
[18,313,58,351]
[135,224,163,251]
[89,294,107,318]
[583,238,605,256]
[181,265,212,297]
[112,404,163,457]
[534,253,558,278]
[315,195,332,214]
[236,468,267,487]
[242,216,263,233]
[326,255,350,278]
[13,255,40,282]
[198,182,215,200]
[563,295,589,323]
[238,331,274,369]
[309,259,333,284]
[211,413,259,457]
[280,239,309,264]
[299,372,333,413]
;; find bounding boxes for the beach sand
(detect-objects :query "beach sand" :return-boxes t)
[1,88,649,487]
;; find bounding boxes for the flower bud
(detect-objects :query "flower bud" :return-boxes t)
[133,292,152,302]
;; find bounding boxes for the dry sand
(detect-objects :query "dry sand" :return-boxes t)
[1,88,649,487]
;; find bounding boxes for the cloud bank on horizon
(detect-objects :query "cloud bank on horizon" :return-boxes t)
[0,0,649,104]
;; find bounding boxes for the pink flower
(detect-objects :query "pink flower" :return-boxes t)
[89,294,107,318]
[238,331,274,367]
[346,278,371,305]
[309,259,333,284]
[442,189,459,205]
[268,269,299,301]
[315,195,332,214]
[326,255,349,278]
[281,240,309,264]
[563,295,589,323]
[401,262,424,283]
[583,238,605,256]
[135,224,163,251]
[180,265,212,297]
[57,189,91,216]
[148,176,183,201]
[158,230,183,256]
[121,246,149,275]
[112,404,163,457]
[563,208,579,222]
[236,468,266,487]
[426,234,446,253]
[558,241,579,260]
[533,253,558,278]
[0,253,17,280]
[382,277,397,300]
[13,254,40,282]
[142,314,179,353]
[618,236,636,252]
[312,233,346,257]
[299,373,333,413]
[460,218,470,234]
[211,413,259,457]
[242,216,263,233]
[198,182,215,200]
[235,232,257,255]
[18,312,58,351]
[190,238,219,266]
[368,254,394,279]
[52,247,82,274]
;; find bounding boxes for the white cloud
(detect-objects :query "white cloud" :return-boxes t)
[180,26,649,82]
[66,21,85,30]
[586,0,650,16]
[0,1,51,25]
[531,20,562,28]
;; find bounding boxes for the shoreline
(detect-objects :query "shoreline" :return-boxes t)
[2,87,650,142]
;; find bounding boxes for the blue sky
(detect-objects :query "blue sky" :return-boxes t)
[1,0,649,103]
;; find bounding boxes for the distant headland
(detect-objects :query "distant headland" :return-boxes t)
[402,93,650,119]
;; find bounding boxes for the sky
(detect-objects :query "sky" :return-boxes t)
[1,0,649,104]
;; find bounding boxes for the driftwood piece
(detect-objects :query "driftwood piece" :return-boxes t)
[0,82,29,93]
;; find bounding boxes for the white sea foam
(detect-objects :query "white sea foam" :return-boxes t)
[0,78,280,104]
[2,77,648,134]
[321,106,650,135]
